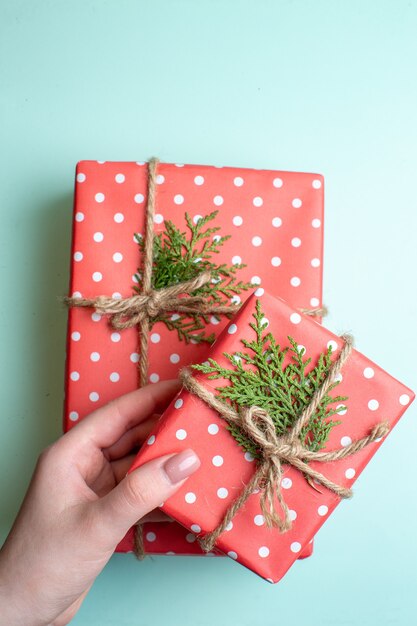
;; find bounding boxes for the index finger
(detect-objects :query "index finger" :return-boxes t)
[62,379,181,450]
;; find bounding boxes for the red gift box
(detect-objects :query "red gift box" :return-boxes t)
[130,291,414,581]
[64,159,325,556]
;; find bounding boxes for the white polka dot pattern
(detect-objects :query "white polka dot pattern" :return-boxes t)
[65,161,329,563]
[363,367,374,378]
[399,394,410,405]
[258,546,270,557]
[127,290,413,581]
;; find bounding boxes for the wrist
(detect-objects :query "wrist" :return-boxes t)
[0,552,43,626]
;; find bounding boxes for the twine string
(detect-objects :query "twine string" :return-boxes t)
[139,157,158,387]
[179,336,390,553]
[133,523,146,561]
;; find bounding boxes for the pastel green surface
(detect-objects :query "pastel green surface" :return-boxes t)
[1,1,416,624]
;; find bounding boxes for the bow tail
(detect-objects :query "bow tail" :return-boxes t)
[198,468,263,553]
[260,458,293,532]
[110,311,146,330]
[289,457,353,499]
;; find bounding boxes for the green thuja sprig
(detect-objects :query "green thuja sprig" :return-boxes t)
[134,210,252,344]
[192,300,348,457]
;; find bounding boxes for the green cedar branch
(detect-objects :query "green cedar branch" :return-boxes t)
[134,210,252,344]
[192,300,348,457]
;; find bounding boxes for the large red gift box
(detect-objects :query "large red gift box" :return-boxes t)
[130,291,414,581]
[64,159,325,556]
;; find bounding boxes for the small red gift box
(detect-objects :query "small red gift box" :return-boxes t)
[130,291,414,581]
[64,159,325,556]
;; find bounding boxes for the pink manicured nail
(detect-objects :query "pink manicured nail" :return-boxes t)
[164,449,201,484]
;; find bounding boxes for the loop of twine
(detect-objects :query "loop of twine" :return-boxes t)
[179,335,390,553]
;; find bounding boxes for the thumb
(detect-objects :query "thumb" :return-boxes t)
[94,449,200,545]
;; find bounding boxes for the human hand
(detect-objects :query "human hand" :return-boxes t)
[0,380,200,626]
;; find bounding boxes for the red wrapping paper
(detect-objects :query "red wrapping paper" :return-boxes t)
[64,159,325,556]
[130,291,415,581]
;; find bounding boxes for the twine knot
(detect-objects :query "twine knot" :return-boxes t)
[142,291,163,319]
[108,290,163,328]
[88,270,217,331]
[238,407,308,464]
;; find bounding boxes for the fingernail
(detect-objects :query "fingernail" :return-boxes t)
[163,449,201,484]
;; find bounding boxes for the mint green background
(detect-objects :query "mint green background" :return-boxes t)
[1,1,416,624]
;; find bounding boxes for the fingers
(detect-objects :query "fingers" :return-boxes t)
[63,380,181,451]
[104,415,159,462]
[93,449,200,545]
[111,455,137,483]
[111,456,194,526]
[140,510,172,523]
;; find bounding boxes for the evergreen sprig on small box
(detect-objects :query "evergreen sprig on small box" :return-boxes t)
[192,300,348,458]
[134,210,252,344]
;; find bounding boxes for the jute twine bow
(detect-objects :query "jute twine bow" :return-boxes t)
[179,335,390,553]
